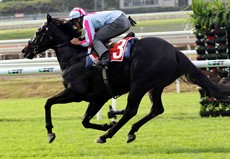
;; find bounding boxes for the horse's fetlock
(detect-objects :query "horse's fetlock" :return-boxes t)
[158,108,164,115]
[130,124,139,133]
[46,124,53,129]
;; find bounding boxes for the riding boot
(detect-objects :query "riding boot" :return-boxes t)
[100,51,110,66]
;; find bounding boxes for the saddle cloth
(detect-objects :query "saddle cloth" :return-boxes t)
[86,37,137,68]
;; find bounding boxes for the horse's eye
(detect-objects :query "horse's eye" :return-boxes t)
[36,29,42,35]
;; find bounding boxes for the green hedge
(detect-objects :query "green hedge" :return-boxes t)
[190,0,230,117]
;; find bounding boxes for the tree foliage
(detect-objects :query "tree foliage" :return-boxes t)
[0,0,120,15]
[0,0,54,15]
[0,0,187,16]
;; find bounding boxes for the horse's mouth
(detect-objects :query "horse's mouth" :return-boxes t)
[21,47,35,59]
[21,48,26,54]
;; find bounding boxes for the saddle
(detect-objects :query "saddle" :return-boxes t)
[85,32,138,68]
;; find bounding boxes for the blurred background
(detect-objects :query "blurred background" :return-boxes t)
[0,0,191,17]
[0,0,195,42]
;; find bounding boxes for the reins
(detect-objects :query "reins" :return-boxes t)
[53,42,117,98]
[60,50,91,69]
[54,42,117,99]
[31,20,118,99]
[52,41,71,48]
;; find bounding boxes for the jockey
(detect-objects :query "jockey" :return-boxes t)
[69,7,136,66]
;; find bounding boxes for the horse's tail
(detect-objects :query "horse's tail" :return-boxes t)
[176,50,230,99]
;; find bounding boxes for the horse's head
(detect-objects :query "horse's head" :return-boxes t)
[22,14,80,59]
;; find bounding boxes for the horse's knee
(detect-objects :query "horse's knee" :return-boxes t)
[149,107,164,118]
[82,121,90,129]
[44,98,53,109]
[152,107,164,117]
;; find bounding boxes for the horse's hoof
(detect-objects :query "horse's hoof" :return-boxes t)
[94,137,106,144]
[126,134,136,143]
[48,133,56,143]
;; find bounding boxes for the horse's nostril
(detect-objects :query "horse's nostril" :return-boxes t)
[21,49,25,53]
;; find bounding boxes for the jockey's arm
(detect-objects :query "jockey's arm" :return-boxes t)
[71,17,95,47]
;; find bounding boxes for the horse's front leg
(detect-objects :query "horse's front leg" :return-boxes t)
[82,101,116,131]
[45,88,77,143]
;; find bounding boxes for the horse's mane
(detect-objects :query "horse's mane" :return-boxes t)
[52,18,68,25]
[50,18,81,38]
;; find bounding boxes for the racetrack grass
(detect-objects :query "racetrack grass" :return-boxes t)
[0,28,37,40]
[0,93,229,159]
[0,75,197,99]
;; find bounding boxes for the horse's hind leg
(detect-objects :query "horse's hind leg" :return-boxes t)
[95,86,146,143]
[127,88,164,143]
[45,88,77,143]
[82,101,115,131]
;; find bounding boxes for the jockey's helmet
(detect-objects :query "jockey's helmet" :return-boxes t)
[69,7,87,20]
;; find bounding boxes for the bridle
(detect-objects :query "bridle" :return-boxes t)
[28,21,90,69]
[29,23,70,55]
[27,18,117,98]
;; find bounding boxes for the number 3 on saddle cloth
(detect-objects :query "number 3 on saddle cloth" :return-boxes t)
[86,37,138,68]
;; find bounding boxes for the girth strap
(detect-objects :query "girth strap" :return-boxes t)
[102,67,119,99]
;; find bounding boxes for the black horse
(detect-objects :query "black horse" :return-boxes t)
[22,14,230,144]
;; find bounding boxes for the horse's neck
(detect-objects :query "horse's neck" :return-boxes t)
[54,46,86,70]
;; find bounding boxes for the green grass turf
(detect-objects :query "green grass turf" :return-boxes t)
[0,92,229,159]
[0,28,37,40]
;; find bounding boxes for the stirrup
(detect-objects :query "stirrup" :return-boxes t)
[96,52,110,67]
[93,61,108,69]
[101,59,109,66]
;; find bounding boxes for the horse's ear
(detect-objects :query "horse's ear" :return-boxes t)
[47,13,52,23]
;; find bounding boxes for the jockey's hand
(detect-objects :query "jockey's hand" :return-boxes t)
[71,38,81,45]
